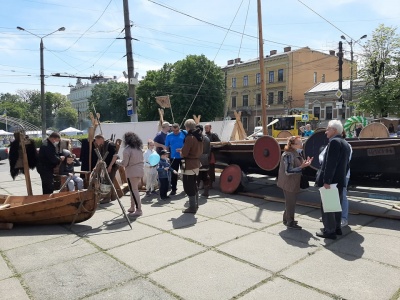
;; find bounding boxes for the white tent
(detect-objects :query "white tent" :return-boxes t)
[60,127,83,136]
[0,129,13,135]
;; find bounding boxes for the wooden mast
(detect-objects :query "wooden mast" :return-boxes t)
[257,0,268,135]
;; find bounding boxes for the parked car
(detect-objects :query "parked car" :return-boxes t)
[0,147,9,161]
[70,139,82,158]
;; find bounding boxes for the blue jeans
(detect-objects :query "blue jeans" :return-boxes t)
[341,177,349,220]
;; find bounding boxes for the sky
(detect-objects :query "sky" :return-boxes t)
[0,0,399,97]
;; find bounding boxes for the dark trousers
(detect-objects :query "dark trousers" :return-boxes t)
[321,186,343,234]
[39,170,55,194]
[208,164,216,183]
[283,190,297,224]
[170,159,182,191]
[104,167,118,201]
[183,174,197,197]
[159,178,169,199]
[197,170,210,187]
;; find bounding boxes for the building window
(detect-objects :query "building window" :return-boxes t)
[242,95,249,107]
[243,75,248,87]
[268,92,274,105]
[256,73,261,85]
[278,69,284,82]
[314,107,320,120]
[278,91,284,104]
[326,106,333,120]
[254,116,261,126]
[242,116,248,130]
[269,71,274,83]
[313,72,317,84]
[232,77,236,88]
[231,96,237,108]
[256,93,261,106]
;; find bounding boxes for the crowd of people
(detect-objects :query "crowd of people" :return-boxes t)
[32,119,354,239]
[34,120,219,218]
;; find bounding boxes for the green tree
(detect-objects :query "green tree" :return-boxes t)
[55,105,78,130]
[137,55,225,124]
[88,81,130,122]
[357,24,400,117]
[137,63,174,121]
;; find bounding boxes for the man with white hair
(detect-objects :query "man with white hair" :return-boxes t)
[315,120,351,240]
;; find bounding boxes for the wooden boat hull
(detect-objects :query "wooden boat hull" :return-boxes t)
[0,190,98,225]
[212,135,400,185]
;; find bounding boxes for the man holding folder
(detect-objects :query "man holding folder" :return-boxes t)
[315,120,351,240]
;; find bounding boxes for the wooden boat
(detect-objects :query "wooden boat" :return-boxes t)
[0,189,98,225]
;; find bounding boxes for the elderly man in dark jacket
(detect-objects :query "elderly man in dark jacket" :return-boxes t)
[37,132,65,194]
[178,119,203,214]
[316,120,351,240]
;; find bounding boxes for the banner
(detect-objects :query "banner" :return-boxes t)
[155,95,171,108]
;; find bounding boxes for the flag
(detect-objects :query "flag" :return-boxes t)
[155,95,171,108]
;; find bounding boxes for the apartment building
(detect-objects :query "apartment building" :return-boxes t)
[222,47,352,133]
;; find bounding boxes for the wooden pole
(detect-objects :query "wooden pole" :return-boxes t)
[257,0,268,135]
[19,132,33,195]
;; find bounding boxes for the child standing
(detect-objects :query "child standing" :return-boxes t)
[143,139,158,195]
[157,150,176,200]
[59,154,84,191]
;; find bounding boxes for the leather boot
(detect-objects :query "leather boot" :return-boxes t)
[182,196,197,214]
[201,186,209,198]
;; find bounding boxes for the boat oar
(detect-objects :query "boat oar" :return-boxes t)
[246,119,279,139]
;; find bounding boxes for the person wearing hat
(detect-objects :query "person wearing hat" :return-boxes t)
[156,149,176,200]
[59,154,84,191]
[154,121,171,154]
[165,123,187,195]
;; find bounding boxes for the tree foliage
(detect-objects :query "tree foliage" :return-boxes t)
[88,81,130,123]
[137,55,225,123]
[55,105,78,129]
[357,24,400,117]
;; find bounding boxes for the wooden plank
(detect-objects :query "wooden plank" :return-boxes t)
[19,132,33,196]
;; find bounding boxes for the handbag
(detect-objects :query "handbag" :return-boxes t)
[300,174,309,189]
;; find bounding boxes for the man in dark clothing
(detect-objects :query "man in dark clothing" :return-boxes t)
[178,119,203,214]
[154,121,171,154]
[37,132,65,194]
[92,134,119,203]
[196,125,211,198]
[204,123,220,188]
[315,120,351,240]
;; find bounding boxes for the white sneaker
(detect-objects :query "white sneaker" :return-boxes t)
[341,219,348,227]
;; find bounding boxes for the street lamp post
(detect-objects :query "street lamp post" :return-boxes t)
[341,34,367,115]
[17,26,65,139]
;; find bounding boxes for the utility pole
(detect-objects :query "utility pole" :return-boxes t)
[338,41,344,119]
[123,0,138,122]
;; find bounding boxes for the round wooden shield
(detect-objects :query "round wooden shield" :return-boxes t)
[219,164,247,194]
[303,130,329,170]
[276,130,292,138]
[253,136,281,171]
[359,122,390,138]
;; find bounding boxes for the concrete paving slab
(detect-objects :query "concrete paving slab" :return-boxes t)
[366,218,400,237]
[108,232,205,274]
[282,249,400,300]
[84,221,162,250]
[21,252,138,300]
[217,231,317,273]
[258,200,316,216]
[149,250,271,300]
[218,206,283,229]
[195,199,252,219]
[239,276,333,300]
[0,278,30,300]
[219,194,268,207]
[84,277,176,300]
[0,225,70,251]
[171,219,255,247]
[0,254,13,280]
[5,235,99,274]
[69,209,123,234]
[262,218,339,247]
[138,210,209,231]
[327,225,400,268]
